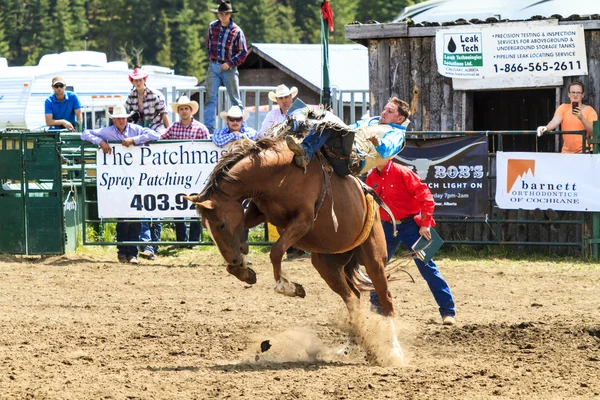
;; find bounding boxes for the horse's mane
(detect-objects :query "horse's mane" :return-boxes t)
[199,136,285,201]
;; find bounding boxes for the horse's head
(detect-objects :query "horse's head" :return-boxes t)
[187,195,249,266]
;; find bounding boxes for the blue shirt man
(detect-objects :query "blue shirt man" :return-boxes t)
[44,76,82,131]
[286,97,410,175]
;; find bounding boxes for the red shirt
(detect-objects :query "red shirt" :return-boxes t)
[366,160,436,228]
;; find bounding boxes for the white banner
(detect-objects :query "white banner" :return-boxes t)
[96,141,226,218]
[495,152,600,212]
[436,23,587,79]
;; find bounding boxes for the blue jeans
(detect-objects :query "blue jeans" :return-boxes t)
[300,128,332,162]
[175,219,201,242]
[371,220,455,317]
[204,61,243,133]
[139,221,162,254]
[116,221,141,257]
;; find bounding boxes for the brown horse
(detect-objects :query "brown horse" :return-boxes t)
[187,137,403,364]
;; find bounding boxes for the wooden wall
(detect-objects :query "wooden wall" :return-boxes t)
[350,20,600,133]
[346,20,600,256]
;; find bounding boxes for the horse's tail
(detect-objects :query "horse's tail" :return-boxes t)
[349,254,416,292]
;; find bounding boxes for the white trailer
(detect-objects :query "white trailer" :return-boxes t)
[0,51,198,130]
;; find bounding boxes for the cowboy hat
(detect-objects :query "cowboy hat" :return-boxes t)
[268,84,298,102]
[219,106,249,121]
[171,96,199,114]
[108,105,134,119]
[128,67,149,83]
[211,0,238,13]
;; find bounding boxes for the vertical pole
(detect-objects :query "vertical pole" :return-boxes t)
[592,120,599,260]
[321,1,332,110]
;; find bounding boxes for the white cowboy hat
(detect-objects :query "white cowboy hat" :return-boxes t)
[268,84,299,102]
[219,106,249,122]
[171,95,199,114]
[108,104,134,119]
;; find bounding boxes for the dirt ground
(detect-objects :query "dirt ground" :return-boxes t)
[0,247,599,399]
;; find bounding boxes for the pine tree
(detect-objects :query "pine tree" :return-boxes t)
[50,0,76,51]
[288,0,322,43]
[156,10,173,68]
[236,0,299,44]
[355,0,414,24]
[22,0,53,65]
[173,0,206,80]
[0,11,10,58]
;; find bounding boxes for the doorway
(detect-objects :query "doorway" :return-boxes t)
[473,89,557,152]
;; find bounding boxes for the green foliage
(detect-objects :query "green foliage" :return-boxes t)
[1,0,427,71]
[355,0,415,24]
[0,11,9,57]
[172,0,207,80]
[155,10,173,68]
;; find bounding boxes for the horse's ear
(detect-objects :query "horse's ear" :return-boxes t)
[185,196,215,210]
[183,195,204,206]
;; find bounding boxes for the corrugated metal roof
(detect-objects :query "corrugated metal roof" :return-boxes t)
[395,0,600,23]
[250,43,369,99]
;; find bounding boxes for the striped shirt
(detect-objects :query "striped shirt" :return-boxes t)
[125,86,167,132]
[212,124,259,148]
[207,18,248,67]
[160,119,209,140]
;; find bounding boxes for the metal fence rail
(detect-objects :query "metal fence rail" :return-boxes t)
[57,122,600,260]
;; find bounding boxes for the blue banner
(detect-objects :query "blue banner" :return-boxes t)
[394,136,488,217]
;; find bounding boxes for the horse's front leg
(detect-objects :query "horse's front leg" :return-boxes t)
[223,201,265,285]
[270,218,311,298]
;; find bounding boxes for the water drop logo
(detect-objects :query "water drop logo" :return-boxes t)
[447,37,457,53]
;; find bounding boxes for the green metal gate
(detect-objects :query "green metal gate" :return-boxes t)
[0,131,64,255]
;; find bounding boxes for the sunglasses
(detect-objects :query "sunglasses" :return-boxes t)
[53,84,65,89]
[227,117,243,122]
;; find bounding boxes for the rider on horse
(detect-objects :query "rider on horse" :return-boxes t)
[285,97,410,176]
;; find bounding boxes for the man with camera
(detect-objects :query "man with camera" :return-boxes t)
[537,81,598,153]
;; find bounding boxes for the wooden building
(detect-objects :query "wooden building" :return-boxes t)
[345,17,600,256]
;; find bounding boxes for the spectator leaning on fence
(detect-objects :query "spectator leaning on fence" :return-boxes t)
[45,75,83,131]
[125,67,170,260]
[212,106,260,150]
[80,104,161,264]
[537,81,599,153]
[259,84,299,136]
[204,0,248,134]
[160,95,207,247]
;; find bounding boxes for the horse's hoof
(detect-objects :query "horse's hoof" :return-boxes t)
[294,283,306,298]
[244,267,257,285]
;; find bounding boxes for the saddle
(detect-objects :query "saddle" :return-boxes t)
[283,98,360,176]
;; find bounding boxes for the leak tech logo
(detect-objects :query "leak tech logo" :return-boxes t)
[505,158,578,205]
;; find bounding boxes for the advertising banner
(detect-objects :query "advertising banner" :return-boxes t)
[495,152,600,212]
[435,24,587,79]
[96,141,226,218]
[394,136,488,217]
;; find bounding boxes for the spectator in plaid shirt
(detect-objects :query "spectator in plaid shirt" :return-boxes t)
[205,0,248,134]
[161,96,206,247]
[212,106,259,150]
[125,68,170,134]
[125,68,170,260]
[160,96,208,140]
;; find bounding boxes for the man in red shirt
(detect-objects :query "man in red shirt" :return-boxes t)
[366,159,456,325]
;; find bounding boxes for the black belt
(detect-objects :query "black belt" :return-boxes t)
[394,215,416,225]
[210,59,226,64]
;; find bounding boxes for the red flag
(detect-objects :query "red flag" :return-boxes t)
[321,0,334,33]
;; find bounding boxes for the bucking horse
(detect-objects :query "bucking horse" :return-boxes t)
[186,132,404,365]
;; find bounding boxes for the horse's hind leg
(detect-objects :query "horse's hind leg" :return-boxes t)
[310,252,360,313]
[354,222,394,317]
